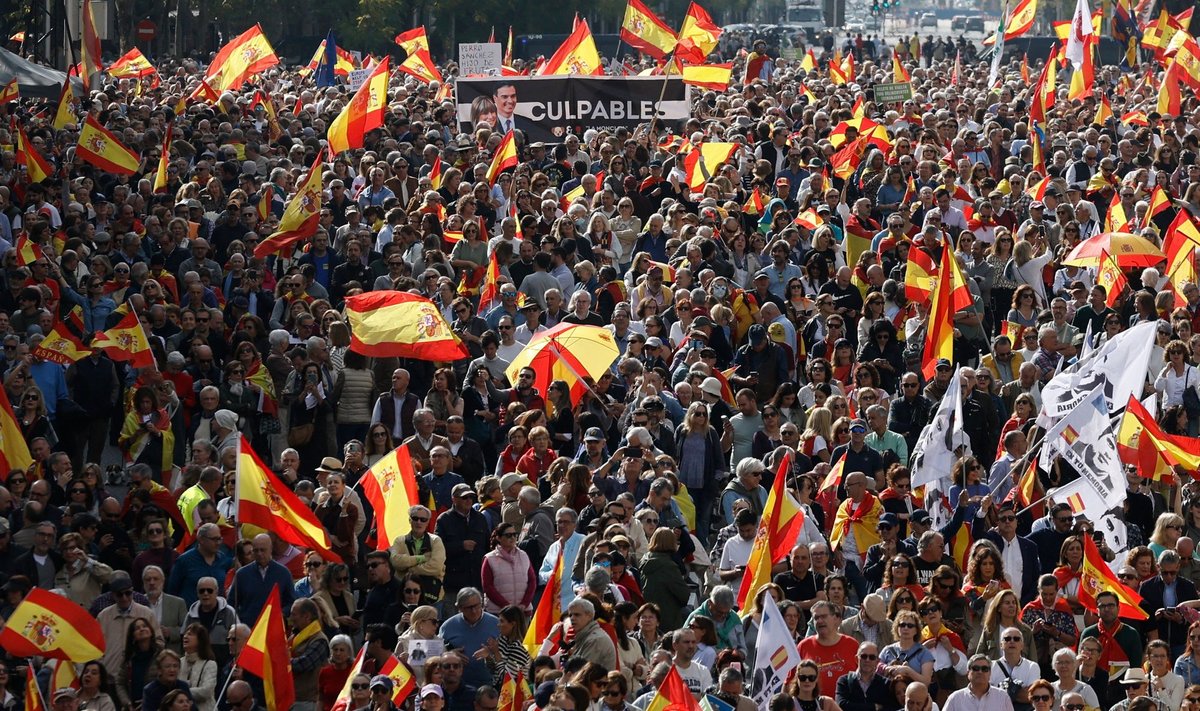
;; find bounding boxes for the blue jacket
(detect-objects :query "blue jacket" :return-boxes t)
[229,560,295,623]
[167,547,234,606]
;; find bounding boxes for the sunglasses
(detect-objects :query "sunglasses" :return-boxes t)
[796,675,817,682]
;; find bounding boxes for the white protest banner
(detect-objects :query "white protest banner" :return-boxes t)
[459,42,502,77]
[1038,321,1156,427]
[911,367,972,488]
[751,593,802,707]
[347,68,372,90]
[1042,385,1125,512]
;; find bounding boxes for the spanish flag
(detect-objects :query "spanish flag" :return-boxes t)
[1159,62,1183,116]
[344,291,470,361]
[524,546,564,656]
[0,588,105,661]
[540,18,603,75]
[91,309,154,368]
[498,671,533,711]
[398,48,442,84]
[1080,533,1147,620]
[682,142,738,190]
[0,78,17,103]
[677,61,733,91]
[188,77,220,105]
[646,666,702,711]
[327,58,389,155]
[620,0,677,59]
[253,149,325,259]
[921,244,957,380]
[360,444,420,550]
[1117,395,1200,482]
[737,452,804,607]
[205,24,278,91]
[829,135,867,180]
[77,114,141,176]
[486,131,519,185]
[237,587,295,711]
[477,251,504,313]
[14,233,46,266]
[892,54,910,81]
[743,187,765,216]
[107,47,156,79]
[800,48,817,72]
[153,122,172,195]
[428,158,443,190]
[394,26,431,54]
[50,659,80,694]
[1094,94,1114,125]
[80,0,102,88]
[329,647,367,711]
[675,2,722,64]
[378,655,417,702]
[300,39,357,77]
[235,434,336,559]
[0,385,32,475]
[51,78,74,129]
[1096,249,1128,307]
[32,310,90,366]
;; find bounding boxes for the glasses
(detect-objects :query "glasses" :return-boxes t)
[998,515,1016,523]
[605,691,623,698]
[1066,706,1086,710]
[858,653,878,660]
[1002,636,1022,642]
[305,561,323,568]
[115,590,133,598]
[405,587,423,594]
[198,588,216,594]
[351,684,370,691]
[1031,696,1052,702]
[897,622,917,629]
[970,666,991,673]
[411,516,430,523]
[891,560,910,568]
[796,675,817,682]
[147,527,164,534]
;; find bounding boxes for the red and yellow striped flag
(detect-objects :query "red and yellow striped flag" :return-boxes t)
[327,57,390,155]
[486,131,519,185]
[676,61,733,90]
[0,588,105,661]
[107,47,155,79]
[0,78,17,104]
[359,444,420,550]
[153,123,173,195]
[77,114,141,175]
[25,667,45,711]
[14,233,46,266]
[1080,533,1147,619]
[253,149,325,258]
[398,49,442,84]
[80,0,102,88]
[237,587,295,711]
[0,384,32,479]
[921,243,957,379]
[737,452,804,607]
[540,18,603,75]
[344,291,470,361]
[675,2,722,64]
[32,307,91,366]
[51,77,74,129]
[621,0,677,59]
[91,309,154,368]
[329,647,366,711]
[498,671,532,711]
[394,26,430,54]
[236,434,336,558]
[204,24,279,92]
[379,655,417,702]
[523,546,564,656]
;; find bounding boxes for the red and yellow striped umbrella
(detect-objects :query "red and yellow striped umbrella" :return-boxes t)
[505,322,620,408]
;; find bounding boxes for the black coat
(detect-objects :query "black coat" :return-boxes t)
[1138,574,1197,647]
[836,671,899,711]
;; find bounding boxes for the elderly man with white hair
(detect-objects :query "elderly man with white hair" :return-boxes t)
[567,597,617,669]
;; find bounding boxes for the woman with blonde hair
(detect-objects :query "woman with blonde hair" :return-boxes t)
[1150,512,1187,558]
[975,589,1036,661]
[880,609,935,684]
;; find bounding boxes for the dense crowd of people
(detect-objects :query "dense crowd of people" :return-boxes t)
[0,18,1199,711]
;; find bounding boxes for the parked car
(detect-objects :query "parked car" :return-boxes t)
[920,12,939,27]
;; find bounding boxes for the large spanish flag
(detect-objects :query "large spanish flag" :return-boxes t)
[253,149,325,259]
[486,131,519,185]
[237,587,295,711]
[394,26,431,54]
[80,0,102,88]
[398,49,442,84]
[205,24,279,92]
[359,444,420,550]
[540,18,603,75]
[107,47,156,79]
[379,655,417,702]
[0,588,105,661]
[77,114,141,176]
[737,452,804,607]
[621,0,677,59]
[14,233,46,267]
[327,58,390,155]
[91,309,154,368]
[344,291,469,361]
[675,2,722,64]
[32,306,90,365]
[0,384,32,478]
[523,546,563,656]
[235,435,336,559]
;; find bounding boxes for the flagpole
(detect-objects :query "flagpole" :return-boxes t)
[213,666,236,708]
[646,61,674,143]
